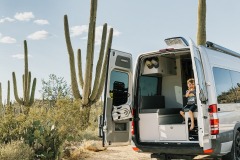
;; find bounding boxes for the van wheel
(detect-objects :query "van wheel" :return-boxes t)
[222,129,240,160]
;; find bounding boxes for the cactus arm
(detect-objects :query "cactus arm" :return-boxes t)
[197,0,206,45]
[82,0,97,105]
[12,72,23,105]
[95,28,113,101]
[24,40,29,102]
[26,72,31,105]
[89,23,107,101]
[64,15,81,99]
[7,80,10,106]
[28,78,36,106]
[77,49,84,89]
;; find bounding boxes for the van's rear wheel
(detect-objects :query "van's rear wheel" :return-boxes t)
[222,129,240,160]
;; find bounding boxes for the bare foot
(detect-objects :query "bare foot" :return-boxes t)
[190,123,194,130]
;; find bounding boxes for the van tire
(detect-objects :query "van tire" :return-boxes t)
[222,129,240,160]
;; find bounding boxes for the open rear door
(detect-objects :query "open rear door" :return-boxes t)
[189,40,212,150]
[102,49,133,147]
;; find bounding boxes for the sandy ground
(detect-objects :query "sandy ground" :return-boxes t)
[80,145,152,160]
[77,144,217,160]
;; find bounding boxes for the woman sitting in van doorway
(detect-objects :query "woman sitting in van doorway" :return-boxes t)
[180,78,197,130]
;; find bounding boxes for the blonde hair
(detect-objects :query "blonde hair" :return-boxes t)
[187,78,195,84]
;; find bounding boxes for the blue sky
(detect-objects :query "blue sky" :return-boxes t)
[0,0,240,102]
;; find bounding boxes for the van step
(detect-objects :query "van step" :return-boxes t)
[187,119,198,141]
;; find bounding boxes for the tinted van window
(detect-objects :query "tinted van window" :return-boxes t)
[213,67,235,103]
[230,70,240,102]
[110,70,129,106]
[139,76,159,96]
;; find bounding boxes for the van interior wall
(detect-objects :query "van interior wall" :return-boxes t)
[139,53,193,111]
[162,58,183,108]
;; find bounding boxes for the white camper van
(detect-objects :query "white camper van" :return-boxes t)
[99,37,240,160]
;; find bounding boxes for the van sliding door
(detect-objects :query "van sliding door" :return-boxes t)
[189,40,211,150]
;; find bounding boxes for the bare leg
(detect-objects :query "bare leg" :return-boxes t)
[180,111,185,119]
[189,110,195,130]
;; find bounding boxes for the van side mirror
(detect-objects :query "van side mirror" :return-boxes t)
[112,81,128,106]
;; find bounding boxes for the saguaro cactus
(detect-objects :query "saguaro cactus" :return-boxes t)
[197,0,206,45]
[12,40,37,107]
[64,0,113,107]
[7,80,10,106]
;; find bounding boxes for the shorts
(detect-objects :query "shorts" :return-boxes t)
[183,104,197,112]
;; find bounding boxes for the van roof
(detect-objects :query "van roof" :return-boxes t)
[140,47,190,58]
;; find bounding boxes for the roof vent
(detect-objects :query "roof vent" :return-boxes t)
[164,37,189,48]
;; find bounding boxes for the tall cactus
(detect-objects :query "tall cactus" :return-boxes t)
[197,0,206,45]
[7,80,10,106]
[12,40,37,107]
[64,0,113,106]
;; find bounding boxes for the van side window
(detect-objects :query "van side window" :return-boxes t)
[230,71,240,103]
[213,67,237,104]
[139,76,159,96]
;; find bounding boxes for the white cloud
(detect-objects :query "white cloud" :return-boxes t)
[95,25,121,45]
[27,30,50,40]
[70,25,88,37]
[34,19,49,25]
[0,36,16,44]
[0,17,15,23]
[112,29,121,37]
[70,25,121,45]
[14,12,35,21]
[11,54,32,59]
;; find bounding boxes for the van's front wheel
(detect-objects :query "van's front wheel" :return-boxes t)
[222,129,240,160]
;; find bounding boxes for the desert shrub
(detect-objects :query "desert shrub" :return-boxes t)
[0,107,26,143]
[76,102,103,141]
[23,99,84,159]
[0,99,103,159]
[0,140,34,160]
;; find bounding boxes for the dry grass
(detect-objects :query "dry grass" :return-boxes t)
[62,140,106,160]
[0,140,34,160]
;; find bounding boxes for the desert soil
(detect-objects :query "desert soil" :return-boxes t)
[83,145,152,160]
[78,144,215,160]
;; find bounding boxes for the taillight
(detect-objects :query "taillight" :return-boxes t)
[204,148,214,154]
[131,109,135,135]
[209,104,219,135]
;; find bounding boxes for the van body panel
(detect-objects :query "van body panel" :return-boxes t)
[201,46,240,136]
[102,49,133,147]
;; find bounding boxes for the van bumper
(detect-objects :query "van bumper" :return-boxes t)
[132,136,204,155]
[212,130,234,156]
[133,130,234,156]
